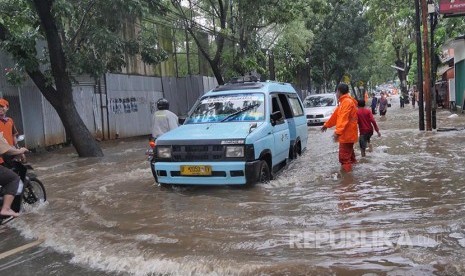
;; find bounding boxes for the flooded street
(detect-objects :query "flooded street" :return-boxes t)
[2,96,465,275]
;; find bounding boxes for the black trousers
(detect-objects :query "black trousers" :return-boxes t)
[0,165,20,196]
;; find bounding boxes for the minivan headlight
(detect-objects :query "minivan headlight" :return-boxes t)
[225,146,244,158]
[157,146,172,158]
[325,110,334,117]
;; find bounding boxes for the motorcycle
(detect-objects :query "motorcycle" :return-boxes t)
[0,135,47,225]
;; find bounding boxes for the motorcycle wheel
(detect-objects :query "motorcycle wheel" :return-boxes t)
[23,178,47,205]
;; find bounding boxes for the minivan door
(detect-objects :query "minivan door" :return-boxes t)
[283,94,308,151]
[271,95,290,166]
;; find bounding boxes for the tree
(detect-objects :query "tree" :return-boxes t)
[169,0,229,84]
[169,0,306,84]
[0,0,167,157]
[307,0,371,92]
[364,0,416,97]
[272,21,313,83]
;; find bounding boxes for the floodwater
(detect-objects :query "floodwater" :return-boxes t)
[2,96,465,276]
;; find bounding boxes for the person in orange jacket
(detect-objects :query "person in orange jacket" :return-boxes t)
[0,98,19,165]
[0,98,18,146]
[321,83,358,172]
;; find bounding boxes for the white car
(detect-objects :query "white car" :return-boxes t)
[303,93,338,125]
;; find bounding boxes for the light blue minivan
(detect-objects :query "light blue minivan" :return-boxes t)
[152,79,308,186]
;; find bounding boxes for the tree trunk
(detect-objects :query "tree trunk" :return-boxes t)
[178,0,227,85]
[32,0,103,157]
[395,59,409,97]
[269,51,276,81]
[55,93,103,157]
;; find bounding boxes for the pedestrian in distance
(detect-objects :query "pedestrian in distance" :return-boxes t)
[399,94,405,108]
[151,98,179,140]
[356,100,381,157]
[321,83,358,173]
[379,92,388,118]
[414,89,420,107]
[370,93,378,115]
[412,87,417,109]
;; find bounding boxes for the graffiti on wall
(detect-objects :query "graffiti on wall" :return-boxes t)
[110,97,146,114]
[149,100,158,114]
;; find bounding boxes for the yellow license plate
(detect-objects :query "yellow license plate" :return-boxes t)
[180,165,212,176]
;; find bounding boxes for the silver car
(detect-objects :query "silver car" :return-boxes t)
[303,93,338,125]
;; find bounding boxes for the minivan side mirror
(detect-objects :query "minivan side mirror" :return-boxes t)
[270,111,283,125]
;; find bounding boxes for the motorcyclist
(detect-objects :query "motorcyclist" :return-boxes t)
[0,98,19,165]
[0,132,28,217]
[151,98,178,139]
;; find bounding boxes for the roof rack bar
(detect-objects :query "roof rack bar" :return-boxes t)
[229,72,261,84]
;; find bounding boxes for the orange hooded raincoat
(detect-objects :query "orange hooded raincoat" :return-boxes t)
[323,94,358,143]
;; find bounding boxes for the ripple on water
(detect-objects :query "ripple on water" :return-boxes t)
[9,104,465,275]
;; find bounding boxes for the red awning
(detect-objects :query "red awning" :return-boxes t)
[440,0,465,16]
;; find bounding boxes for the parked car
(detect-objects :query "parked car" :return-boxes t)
[303,93,337,125]
[151,78,308,186]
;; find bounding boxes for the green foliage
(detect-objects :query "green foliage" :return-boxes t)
[273,20,313,82]
[4,65,27,85]
[232,0,307,80]
[307,0,371,90]
[362,0,415,91]
[434,17,465,56]
[168,0,310,83]
[0,0,168,82]
[140,28,168,65]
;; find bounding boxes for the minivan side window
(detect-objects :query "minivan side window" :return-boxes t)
[287,96,304,117]
[271,96,285,124]
[278,93,294,118]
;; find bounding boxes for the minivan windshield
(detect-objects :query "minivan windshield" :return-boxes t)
[303,94,336,108]
[185,93,265,124]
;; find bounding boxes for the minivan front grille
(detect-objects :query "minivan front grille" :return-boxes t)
[155,143,254,162]
[172,145,224,161]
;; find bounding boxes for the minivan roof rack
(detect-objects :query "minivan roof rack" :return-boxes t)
[229,72,261,83]
[212,82,264,92]
[212,72,264,92]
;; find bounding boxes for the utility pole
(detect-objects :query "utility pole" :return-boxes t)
[421,0,432,131]
[415,0,425,130]
[429,1,438,129]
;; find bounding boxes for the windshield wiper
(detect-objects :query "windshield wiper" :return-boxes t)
[221,103,260,122]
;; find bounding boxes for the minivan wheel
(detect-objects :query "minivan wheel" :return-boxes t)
[295,142,301,157]
[289,142,301,159]
[258,160,271,183]
[289,145,296,159]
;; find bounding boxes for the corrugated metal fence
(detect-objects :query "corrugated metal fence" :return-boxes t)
[0,70,217,149]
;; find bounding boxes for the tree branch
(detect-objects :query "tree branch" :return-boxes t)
[1,22,58,105]
[206,0,220,18]
[68,0,97,49]
[0,22,8,41]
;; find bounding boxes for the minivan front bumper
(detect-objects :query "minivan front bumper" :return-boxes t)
[153,160,262,185]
